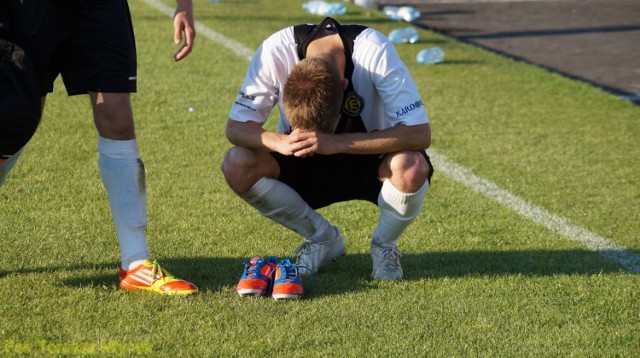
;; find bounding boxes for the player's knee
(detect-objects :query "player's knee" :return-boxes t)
[222,147,279,189]
[222,147,245,174]
[387,151,430,192]
[92,94,135,139]
[221,146,261,179]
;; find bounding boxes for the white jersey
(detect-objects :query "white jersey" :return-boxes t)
[229,25,429,134]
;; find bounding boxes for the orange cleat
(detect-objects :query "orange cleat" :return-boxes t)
[236,256,278,297]
[119,259,198,295]
[272,259,303,300]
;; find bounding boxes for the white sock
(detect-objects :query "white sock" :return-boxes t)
[239,177,335,242]
[98,136,149,270]
[0,146,25,188]
[372,179,430,246]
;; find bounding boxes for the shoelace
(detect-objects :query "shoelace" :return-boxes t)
[242,259,263,278]
[149,260,169,280]
[289,261,313,298]
[292,242,320,298]
[380,246,402,272]
[293,241,311,258]
[281,263,298,281]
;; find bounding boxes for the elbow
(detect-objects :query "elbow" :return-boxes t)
[417,123,431,149]
[225,126,234,143]
[225,119,240,144]
[422,137,431,150]
[415,137,430,151]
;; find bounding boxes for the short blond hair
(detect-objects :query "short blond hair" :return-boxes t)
[283,56,343,133]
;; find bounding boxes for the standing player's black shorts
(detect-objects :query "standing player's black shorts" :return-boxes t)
[272,151,433,210]
[0,0,137,156]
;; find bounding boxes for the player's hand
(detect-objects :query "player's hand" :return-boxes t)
[173,0,195,61]
[288,129,335,157]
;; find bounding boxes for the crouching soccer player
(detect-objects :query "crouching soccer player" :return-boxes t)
[222,17,433,285]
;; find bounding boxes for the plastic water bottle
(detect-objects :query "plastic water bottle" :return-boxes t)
[303,1,347,16]
[382,6,401,21]
[388,27,419,44]
[328,3,347,15]
[354,0,374,9]
[416,47,445,64]
[302,1,324,14]
[383,6,420,22]
[397,6,421,22]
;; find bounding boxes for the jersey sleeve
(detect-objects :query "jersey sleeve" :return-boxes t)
[228,42,280,125]
[364,31,429,127]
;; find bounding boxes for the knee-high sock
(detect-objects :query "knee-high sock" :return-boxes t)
[372,179,430,246]
[239,177,335,242]
[98,136,149,269]
[0,146,25,188]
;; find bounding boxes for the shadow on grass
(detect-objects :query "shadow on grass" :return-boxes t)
[298,249,632,298]
[1,249,631,298]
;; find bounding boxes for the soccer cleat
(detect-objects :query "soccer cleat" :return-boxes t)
[371,241,403,280]
[294,230,346,275]
[272,259,303,300]
[236,256,278,297]
[118,259,199,295]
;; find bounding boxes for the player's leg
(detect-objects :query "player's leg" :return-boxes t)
[90,92,148,268]
[221,145,280,194]
[90,96,197,295]
[221,148,345,274]
[371,150,432,280]
[222,147,337,243]
[0,147,25,187]
[64,0,197,295]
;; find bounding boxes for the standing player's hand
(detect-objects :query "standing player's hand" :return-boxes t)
[173,0,195,61]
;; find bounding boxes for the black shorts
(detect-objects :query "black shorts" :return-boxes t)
[272,151,433,210]
[5,0,137,96]
[0,0,137,155]
[0,40,42,155]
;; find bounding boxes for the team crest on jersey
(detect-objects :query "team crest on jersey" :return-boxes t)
[342,91,365,117]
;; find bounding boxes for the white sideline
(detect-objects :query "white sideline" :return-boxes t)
[430,150,640,273]
[141,0,640,274]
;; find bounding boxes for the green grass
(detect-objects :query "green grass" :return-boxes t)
[1,0,639,356]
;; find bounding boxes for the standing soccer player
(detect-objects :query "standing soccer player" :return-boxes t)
[0,0,199,295]
[223,17,433,291]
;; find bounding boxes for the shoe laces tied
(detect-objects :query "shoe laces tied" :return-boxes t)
[380,245,402,272]
[241,258,262,278]
[282,263,298,281]
[293,241,311,258]
[149,260,170,280]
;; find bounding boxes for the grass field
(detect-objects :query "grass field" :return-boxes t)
[1,0,639,356]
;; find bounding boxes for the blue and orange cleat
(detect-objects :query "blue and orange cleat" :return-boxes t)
[272,259,303,300]
[236,256,278,297]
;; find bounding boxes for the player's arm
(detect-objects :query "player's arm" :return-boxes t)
[335,122,431,154]
[173,0,195,61]
[225,119,295,156]
[288,123,430,157]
